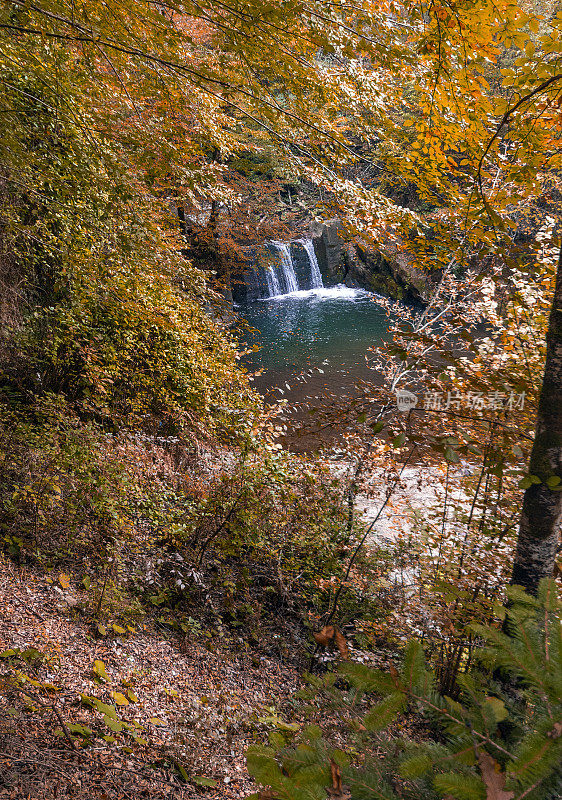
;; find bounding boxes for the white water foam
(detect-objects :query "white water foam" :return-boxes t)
[259,284,371,301]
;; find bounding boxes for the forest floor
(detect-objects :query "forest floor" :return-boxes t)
[0,554,302,800]
[0,459,459,800]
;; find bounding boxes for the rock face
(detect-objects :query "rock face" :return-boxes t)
[310,219,346,282]
[289,241,315,290]
[311,219,428,304]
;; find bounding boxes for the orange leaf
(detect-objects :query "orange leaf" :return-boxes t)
[334,629,349,660]
[313,625,335,646]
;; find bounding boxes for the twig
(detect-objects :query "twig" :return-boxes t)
[10,686,78,751]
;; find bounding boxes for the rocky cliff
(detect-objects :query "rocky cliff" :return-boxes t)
[311,220,429,304]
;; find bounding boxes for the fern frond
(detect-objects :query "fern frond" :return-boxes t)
[400,752,433,779]
[507,727,562,787]
[401,639,433,694]
[246,746,292,798]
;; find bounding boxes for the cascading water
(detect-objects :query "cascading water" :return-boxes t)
[299,238,323,289]
[264,258,282,296]
[261,238,323,298]
[239,236,390,435]
[270,241,299,295]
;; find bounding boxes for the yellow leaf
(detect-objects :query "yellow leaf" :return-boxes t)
[93,659,109,682]
[110,691,129,706]
[58,573,70,589]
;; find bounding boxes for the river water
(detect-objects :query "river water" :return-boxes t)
[238,285,391,411]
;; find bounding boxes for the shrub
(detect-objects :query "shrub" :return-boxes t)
[247,579,562,800]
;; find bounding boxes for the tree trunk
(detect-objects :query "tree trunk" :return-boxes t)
[510,244,562,593]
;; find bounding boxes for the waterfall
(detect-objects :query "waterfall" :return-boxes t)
[300,238,323,289]
[260,238,323,298]
[270,241,299,294]
[265,259,282,296]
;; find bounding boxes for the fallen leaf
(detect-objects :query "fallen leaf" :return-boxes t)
[327,757,351,799]
[389,663,401,689]
[110,691,129,706]
[313,625,335,646]
[330,758,342,792]
[334,629,349,660]
[58,573,71,589]
[478,751,515,800]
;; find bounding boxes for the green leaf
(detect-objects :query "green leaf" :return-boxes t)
[103,716,124,733]
[483,696,507,723]
[445,446,460,463]
[192,776,218,788]
[175,762,189,782]
[93,659,109,682]
[110,691,129,706]
[67,723,93,738]
[80,694,118,719]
